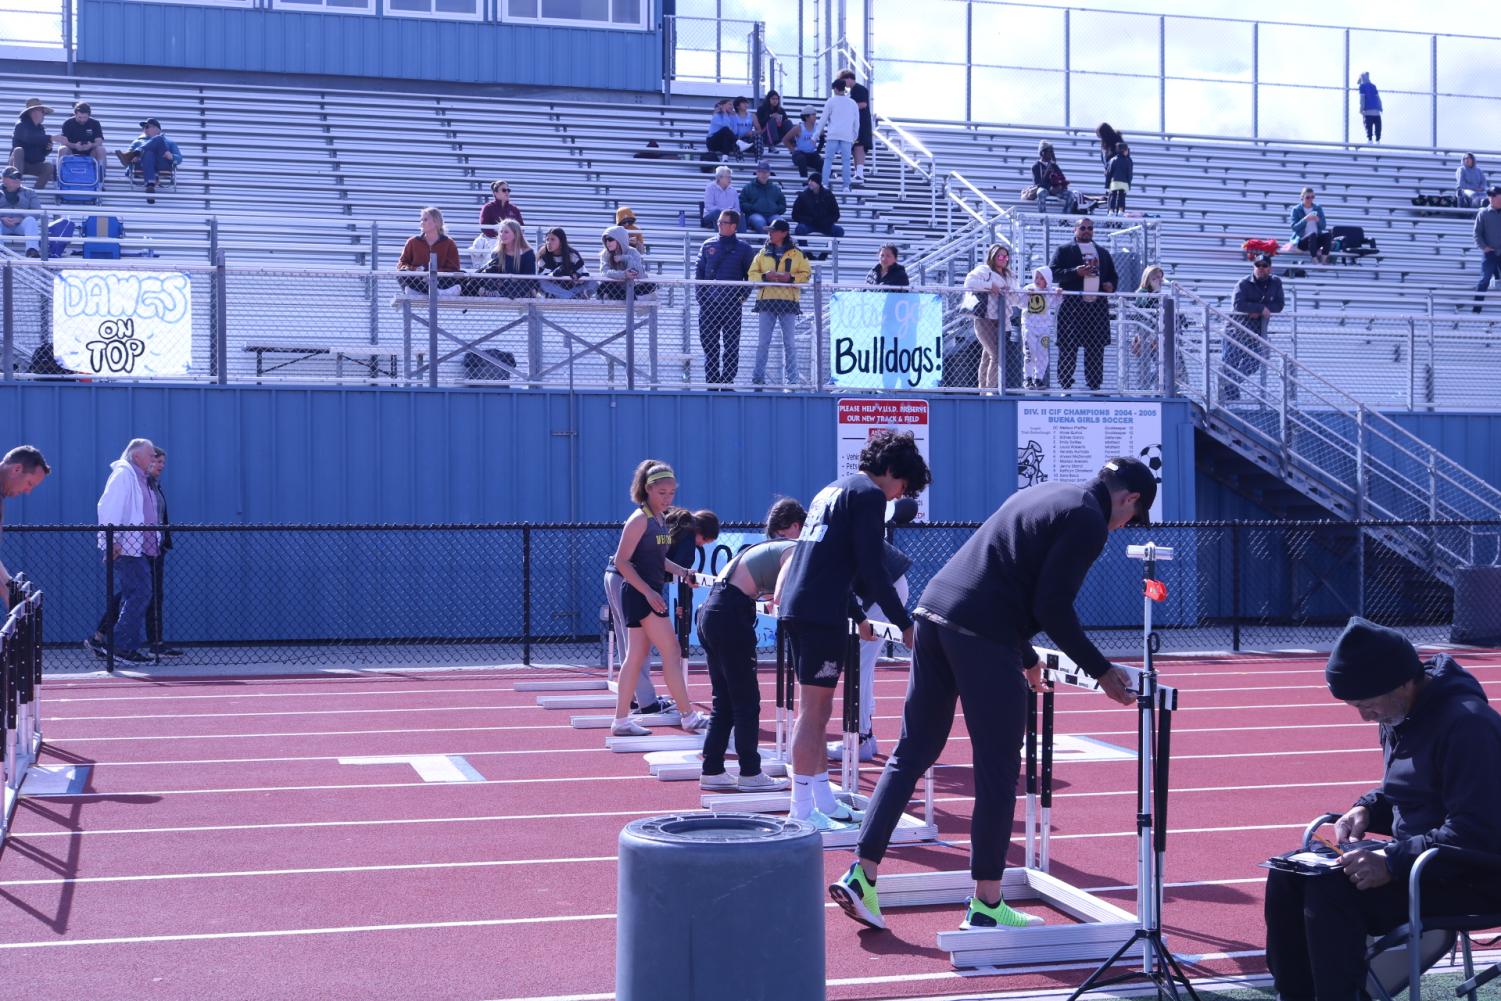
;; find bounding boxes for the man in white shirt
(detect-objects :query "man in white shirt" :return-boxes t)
[812,78,859,194]
[94,438,160,663]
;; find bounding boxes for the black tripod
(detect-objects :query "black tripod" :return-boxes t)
[1070,542,1200,1001]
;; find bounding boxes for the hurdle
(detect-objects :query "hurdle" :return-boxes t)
[1,576,46,849]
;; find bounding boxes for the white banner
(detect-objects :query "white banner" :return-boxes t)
[828,290,944,390]
[51,270,193,377]
[1016,401,1163,521]
[837,397,931,522]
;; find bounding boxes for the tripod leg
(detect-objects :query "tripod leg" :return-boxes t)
[1155,935,1204,1001]
[1067,930,1148,1001]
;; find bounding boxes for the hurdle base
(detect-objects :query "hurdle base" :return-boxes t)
[572,712,682,730]
[605,733,705,752]
[537,694,616,710]
[515,679,609,693]
[644,748,788,781]
[700,790,936,847]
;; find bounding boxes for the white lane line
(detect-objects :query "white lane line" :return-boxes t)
[0,856,620,887]
[74,747,603,767]
[47,724,583,743]
[46,686,549,704]
[30,774,653,799]
[45,704,546,722]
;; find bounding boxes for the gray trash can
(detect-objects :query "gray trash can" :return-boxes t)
[617,812,824,1001]
[1452,566,1501,646]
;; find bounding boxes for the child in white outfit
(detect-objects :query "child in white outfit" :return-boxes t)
[1021,267,1061,389]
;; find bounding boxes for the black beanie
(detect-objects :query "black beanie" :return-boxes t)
[1324,617,1423,700]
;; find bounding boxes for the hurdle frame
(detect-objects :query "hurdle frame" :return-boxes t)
[1,577,45,849]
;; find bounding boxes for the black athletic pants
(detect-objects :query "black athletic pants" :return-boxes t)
[1056,297,1110,391]
[696,583,763,777]
[857,616,1027,881]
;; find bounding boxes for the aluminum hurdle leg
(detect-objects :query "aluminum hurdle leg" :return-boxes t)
[840,627,859,802]
[1025,687,1038,870]
[1041,687,1055,872]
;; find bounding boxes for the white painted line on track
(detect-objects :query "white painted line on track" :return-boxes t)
[0,856,621,887]
[45,704,548,722]
[46,686,557,704]
[47,723,588,743]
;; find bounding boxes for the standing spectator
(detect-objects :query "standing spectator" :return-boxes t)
[1020,267,1061,390]
[1457,154,1488,209]
[866,244,909,288]
[1357,72,1382,143]
[537,227,593,300]
[1471,186,1501,314]
[58,101,106,178]
[9,98,57,189]
[1224,255,1284,401]
[1105,143,1132,215]
[614,205,649,256]
[705,98,738,160]
[397,207,462,296]
[792,173,843,239]
[0,446,50,601]
[1032,141,1072,215]
[783,109,825,179]
[90,445,180,657]
[693,211,756,386]
[1096,122,1124,181]
[739,160,786,234]
[118,118,183,203]
[963,242,1021,392]
[813,79,859,194]
[1291,187,1332,264]
[837,69,873,186]
[478,179,523,239]
[487,219,537,298]
[1129,265,1166,391]
[756,91,790,148]
[747,219,812,388]
[0,167,42,257]
[701,165,740,229]
[95,438,160,664]
[1050,217,1118,391]
[597,225,650,300]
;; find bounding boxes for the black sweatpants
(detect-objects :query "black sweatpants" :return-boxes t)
[1056,298,1110,390]
[857,616,1027,881]
[1264,866,1501,1001]
[696,583,763,777]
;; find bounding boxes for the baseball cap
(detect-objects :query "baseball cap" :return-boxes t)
[140,117,162,129]
[1489,185,1501,197]
[2,166,21,181]
[1253,254,1273,267]
[755,160,771,172]
[1102,456,1158,526]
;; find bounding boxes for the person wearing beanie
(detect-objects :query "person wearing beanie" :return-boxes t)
[831,458,1149,934]
[1264,616,1501,1001]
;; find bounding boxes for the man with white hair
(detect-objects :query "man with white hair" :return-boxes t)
[94,438,160,664]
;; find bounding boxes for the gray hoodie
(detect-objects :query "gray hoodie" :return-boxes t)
[1458,162,1487,193]
[1475,204,1501,254]
[599,225,646,280]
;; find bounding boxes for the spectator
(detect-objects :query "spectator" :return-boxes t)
[1291,187,1331,264]
[964,241,1021,391]
[1105,143,1132,215]
[1471,186,1501,314]
[1032,141,1072,215]
[1129,265,1166,391]
[813,79,859,194]
[58,101,106,178]
[837,69,872,186]
[9,98,57,190]
[1096,122,1124,181]
[118,118,183,203]
[615,205,649,255]
[693,210,756,386]
[487,219,536,298]
[94,438,160,664]
[783,109,825,179]
[479,179,523,239]
[705,98,738,160]
[730,97,758,155]
[756,91,790,148]
[1049,216,1118,392]
[1357,72,1382,143]
[1457,154,1488,209]
[1224,255,1284,401]
[739,160,786,234]
[0,446,50,600]
[867,244,909,288]
[598,224,651,301]
[397,207,462,296]
[792,173,843,246]
[86,445,181,659]
[747,219,812,388]
[702,165,740,229]
[0,167,42,257]
[537,227,593,300]
[1021,267,1061,390]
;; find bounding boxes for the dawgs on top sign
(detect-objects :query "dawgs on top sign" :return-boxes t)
[829,290,944,390]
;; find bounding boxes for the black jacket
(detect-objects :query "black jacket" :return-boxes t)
[149,476,172,551]
[917,478,1114,678]
[866,263,909,288]
[1106,154,1133,185]
[1050,242,1119,295]
[538,247,587,279]
[11,114,51,164]
[792,187,841,232]
[1232,274,1285,317]
[1353,655,1501,880]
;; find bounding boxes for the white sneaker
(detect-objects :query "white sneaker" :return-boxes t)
[825,800,866,824]
[802,809,852,832]
[827,734,878,762]
[699,771,737,791]
[736,772,789,793]
[679,710,710,732]
[610,719,651,737]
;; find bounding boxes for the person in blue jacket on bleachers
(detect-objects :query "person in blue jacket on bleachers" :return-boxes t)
[117,118,183,203]
[1357,72,1382,143]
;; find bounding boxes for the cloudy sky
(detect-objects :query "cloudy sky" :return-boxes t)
[679,0,1501,149]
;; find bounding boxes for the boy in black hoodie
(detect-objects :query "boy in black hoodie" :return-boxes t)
[1265,617,1501,1001]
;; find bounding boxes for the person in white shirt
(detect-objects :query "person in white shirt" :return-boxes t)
[1021,267,1061,389]
[963,241,1021,391]
[94,438,161,663]
[812,78,859,194]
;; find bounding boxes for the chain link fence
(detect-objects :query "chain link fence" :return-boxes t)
[5,519,1490,674]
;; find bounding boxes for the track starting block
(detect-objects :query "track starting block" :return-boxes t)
[537,694,617,709]
[643,748,788,781]
[515,679,609,693]
[571,712,683,730]
[604,732,705,752]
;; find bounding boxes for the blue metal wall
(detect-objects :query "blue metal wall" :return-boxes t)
[78,0,663,93]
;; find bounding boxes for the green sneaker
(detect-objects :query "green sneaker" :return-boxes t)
[829,862,885,930]
[826,800,865,824]
[960,895,1043,930]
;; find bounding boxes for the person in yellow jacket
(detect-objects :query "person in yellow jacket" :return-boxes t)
[747,219,812,387]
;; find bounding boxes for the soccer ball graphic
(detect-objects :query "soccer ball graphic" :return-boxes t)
[1139,443,1163,481]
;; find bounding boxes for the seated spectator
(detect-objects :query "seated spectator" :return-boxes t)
[598,224,651,300]
[791,173,843,242]
[747,219,812,387]
[1457,153,1488,209]
[485,219,537,298]
[0,167,42,257]
[117,118,183,203]
[9,98,57,190]
[397,206,462,296]
[706,98,738,160]
[730,97,758,155]
[479,179,523,238]
[1032,141,1072,215]
[1290,187,1331,264]
[756,91,790,148]
[866,243,909,288]
[58,101,106,178]
[782,109,824,179]
[739,160,786,234]
[702,165,740,230]
[615,206,649,255]
[537,227,594,300]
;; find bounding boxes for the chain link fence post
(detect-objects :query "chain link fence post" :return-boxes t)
[1230,522,1242,652]
[2,260,12,382]
[214,251,228,385]
[522,524,533,666]
[105,527,115,674]
[427,257,439,389]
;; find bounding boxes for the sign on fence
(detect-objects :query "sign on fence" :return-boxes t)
[51,270,193,377]
[829,290,944,390]
[1017,401,1164,522]
[836,398,931,521]
[677,530,779,649]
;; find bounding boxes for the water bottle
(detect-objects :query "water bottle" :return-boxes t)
[677,209,687,227]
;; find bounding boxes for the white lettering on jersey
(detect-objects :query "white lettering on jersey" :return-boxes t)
[799,485,842,544]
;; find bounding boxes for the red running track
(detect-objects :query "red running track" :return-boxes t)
[4,649,1501,1001]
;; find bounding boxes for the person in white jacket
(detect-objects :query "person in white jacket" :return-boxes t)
[812,78,859,194]
[963,242,1021,391]
[94,438,160,663]
[1021,267,1062,389]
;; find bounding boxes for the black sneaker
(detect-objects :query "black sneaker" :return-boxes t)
[115,649,154,664]
[83,636,107,659]
[153,646,185,657]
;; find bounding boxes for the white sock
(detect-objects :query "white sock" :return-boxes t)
[790,773,814,819]
[813,771,838,814]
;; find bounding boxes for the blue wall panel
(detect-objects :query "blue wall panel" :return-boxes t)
[79,0,663,93]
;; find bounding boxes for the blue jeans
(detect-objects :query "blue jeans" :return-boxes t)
[110,554,153,654]
[540,278,595,299]
[1475,251,1501,309]
[826,139,852,191]
[752,310,798,384]
[745,213,783,234]
[793,222,844,238]
[136,135,172,184]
